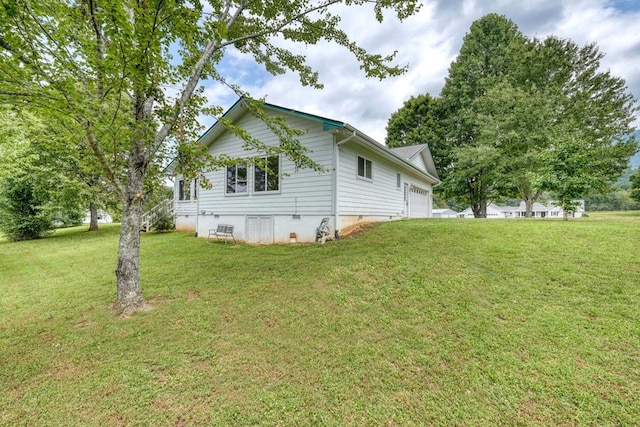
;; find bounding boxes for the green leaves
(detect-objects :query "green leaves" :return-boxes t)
[1,0,424,307]
[415,13,640,217]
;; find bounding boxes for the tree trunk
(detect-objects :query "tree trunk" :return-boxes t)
[472,200,487,218]
[524,197,533,218]
[115,153,147,315]
[562,197,569,221]
[88,202,99,231]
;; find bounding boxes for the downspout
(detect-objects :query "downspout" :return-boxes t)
[196,193,200,237]
[334,130,357,238]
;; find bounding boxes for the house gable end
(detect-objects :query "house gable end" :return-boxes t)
[198,99,346,148]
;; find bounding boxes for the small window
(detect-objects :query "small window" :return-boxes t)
[357,156,372,179]
[226,164,247,194]
[396,173,401,189]
[178,179,190,201]
[254,156,280,192]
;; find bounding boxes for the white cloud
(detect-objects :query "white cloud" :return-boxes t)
[198,0,640,143]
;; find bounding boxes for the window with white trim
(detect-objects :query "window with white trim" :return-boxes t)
[254,156,280,192]
[357,155,372,179]
[226,164,247,194]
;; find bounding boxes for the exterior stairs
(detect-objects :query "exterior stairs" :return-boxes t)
[141,197,174,232]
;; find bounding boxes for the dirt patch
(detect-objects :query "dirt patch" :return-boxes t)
[339,222,376,238]
[110,301,153,318]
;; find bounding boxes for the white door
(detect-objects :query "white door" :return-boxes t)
[246,216,273,244]
[409,186,430,218]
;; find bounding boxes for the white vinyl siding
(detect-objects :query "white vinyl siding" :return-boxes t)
[174,179,198,231]
[198,112,334,217]
[408,154,428,171]
[339,146,404,216]
[338,144,432,218]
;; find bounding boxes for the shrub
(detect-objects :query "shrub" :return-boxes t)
[0,176,54,241]
[151,211,174,233]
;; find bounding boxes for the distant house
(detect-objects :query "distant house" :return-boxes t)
[460,200,586,219]
[512,200,585,218]
[82,210,113,224]
[173,99,440,243]
[432,208,459,218]
[459,203,509,219]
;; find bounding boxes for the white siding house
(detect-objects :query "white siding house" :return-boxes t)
[432,208,459,218]
[511,200,586,218]
[174,99,440,243]
[82,210,113,224]
[459,200,586,219]
[460,203,509,219]
[174,178,198,231]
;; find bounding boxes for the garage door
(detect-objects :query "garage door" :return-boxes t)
[409,186,429,218]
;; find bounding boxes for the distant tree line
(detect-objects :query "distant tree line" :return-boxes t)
[386,14,638,218]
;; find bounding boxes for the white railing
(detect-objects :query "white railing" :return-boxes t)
[141,197,174,232]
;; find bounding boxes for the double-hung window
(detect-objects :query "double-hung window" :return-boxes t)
[357,155,372,180]
[254,156,280,192]
[226,163,248,194]
[178,179,190,200]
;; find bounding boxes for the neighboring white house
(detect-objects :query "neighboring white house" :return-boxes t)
[432,208,459,218]
[510,200,585,218]
[173,99,440,243]
[82,210,113,224]
[460,200,586,218]
[460,203,509,219]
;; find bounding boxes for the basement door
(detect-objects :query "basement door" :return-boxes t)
[246,216,273,244]
[409,186,430,218]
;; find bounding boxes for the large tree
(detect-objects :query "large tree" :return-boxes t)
[630,169,640,204]
[439,13,526,217]
[0,0,420,314]
[397,14,638,218]
[385,93,447,160]
[540,38,637,216]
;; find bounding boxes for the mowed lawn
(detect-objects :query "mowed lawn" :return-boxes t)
[1,214,639,426]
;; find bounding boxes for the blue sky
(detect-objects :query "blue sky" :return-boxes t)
[196,0,640,143]
[610,0,640,12]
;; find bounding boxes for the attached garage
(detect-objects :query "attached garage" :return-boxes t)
[409,186,430,218]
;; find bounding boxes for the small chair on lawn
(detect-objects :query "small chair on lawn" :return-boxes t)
[208,224,236,244]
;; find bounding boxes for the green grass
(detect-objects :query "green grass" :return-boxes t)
[1,216,639,426]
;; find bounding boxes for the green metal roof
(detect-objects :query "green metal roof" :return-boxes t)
[197,98,345,144]
[257,103,345,131]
